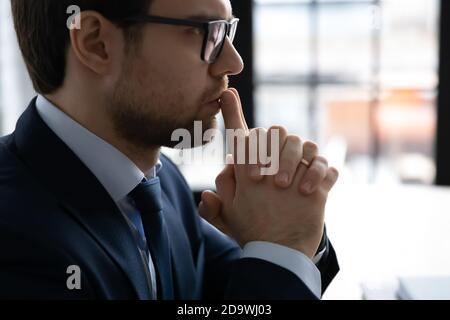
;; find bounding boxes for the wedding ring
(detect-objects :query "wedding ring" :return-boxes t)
[301,158,311,168]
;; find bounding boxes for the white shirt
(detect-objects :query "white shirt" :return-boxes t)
[35,95,323,298]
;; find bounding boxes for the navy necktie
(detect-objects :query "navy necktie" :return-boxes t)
[128,177,174,299]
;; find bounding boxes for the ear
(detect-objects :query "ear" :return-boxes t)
[69,11,122,75]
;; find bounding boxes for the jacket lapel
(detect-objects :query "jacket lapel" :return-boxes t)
[161,191,199,299]
[13,99,152,299]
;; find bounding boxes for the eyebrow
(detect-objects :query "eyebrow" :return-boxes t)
[186,13,236,22]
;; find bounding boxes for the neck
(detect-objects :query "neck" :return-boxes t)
[44,93,160,176]
[112,138,161,176]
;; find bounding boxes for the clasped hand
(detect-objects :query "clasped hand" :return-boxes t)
[199,89,338,258]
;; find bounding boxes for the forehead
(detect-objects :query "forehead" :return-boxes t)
[150,0,233,20]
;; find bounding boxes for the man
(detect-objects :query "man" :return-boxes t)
[0,0,339,299]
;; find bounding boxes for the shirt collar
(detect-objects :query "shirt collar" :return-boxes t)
[35,95,162,202]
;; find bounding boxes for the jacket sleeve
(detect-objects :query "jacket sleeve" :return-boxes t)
[200,218,339,300]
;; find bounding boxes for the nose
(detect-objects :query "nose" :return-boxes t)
[209,38,244,78]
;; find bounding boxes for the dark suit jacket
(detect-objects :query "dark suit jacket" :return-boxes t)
[0,99,339,299]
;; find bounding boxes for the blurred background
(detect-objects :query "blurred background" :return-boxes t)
[1,0,449,299]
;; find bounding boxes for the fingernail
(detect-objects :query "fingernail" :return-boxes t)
[302,181,312,193]
[276,172,289,186]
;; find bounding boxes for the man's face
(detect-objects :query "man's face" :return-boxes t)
[108,0,244,149]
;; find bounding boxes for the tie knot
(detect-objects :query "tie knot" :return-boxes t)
[129,177,163,214]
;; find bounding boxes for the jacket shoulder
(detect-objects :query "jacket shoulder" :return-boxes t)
[0,134,70,234]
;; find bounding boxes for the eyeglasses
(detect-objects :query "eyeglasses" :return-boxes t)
[123,15,240,64]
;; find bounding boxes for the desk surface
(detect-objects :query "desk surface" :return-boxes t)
[322,184,450,299]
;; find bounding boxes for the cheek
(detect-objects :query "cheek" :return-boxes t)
[132,50,209,105]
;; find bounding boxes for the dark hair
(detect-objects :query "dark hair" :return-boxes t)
[11,0,152,94]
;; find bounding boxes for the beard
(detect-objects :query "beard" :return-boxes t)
[107,61,228,150]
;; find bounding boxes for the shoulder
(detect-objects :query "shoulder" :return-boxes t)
[0,134,48,215]
[0,134,76,245]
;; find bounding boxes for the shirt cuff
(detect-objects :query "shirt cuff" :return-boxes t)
[241,241,322,298]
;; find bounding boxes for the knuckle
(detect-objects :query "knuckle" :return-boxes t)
[248,128,258,137]
[307,166,323,179]
[249,128,267,143]
[286,135,302,146]
[303,141,319,154]
[328,167,340,180]
[330,166,339,175]
[250,127,267,134]
[314,156,329,167]
[268,125,287,135]
[215,173,226,185]
[280,157,299,171]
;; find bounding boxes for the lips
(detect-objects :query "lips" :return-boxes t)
[207,94,223,105]
[205,87,227,104]
[205,99,221,108]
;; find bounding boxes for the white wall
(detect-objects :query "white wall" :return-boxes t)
[0,0,35,135]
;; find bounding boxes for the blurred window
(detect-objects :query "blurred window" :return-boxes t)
[254,0,439,184]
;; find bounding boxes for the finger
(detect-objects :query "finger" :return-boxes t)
[267,125,288,158]
[247,128,267,182]
[215,162,236,203]
[230,135,250,182]
[264,126,287,178]
[199,191,231,235]
[198,191,221,222]
[199,201,229,235]
[228,88,249,132]
[321,167,339,192]
[220,89,249,132]
[274,134,303,188]
[299,156,328,195]
[296,141,319,182]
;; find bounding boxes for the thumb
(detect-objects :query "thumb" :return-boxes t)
[198,190,231,236]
